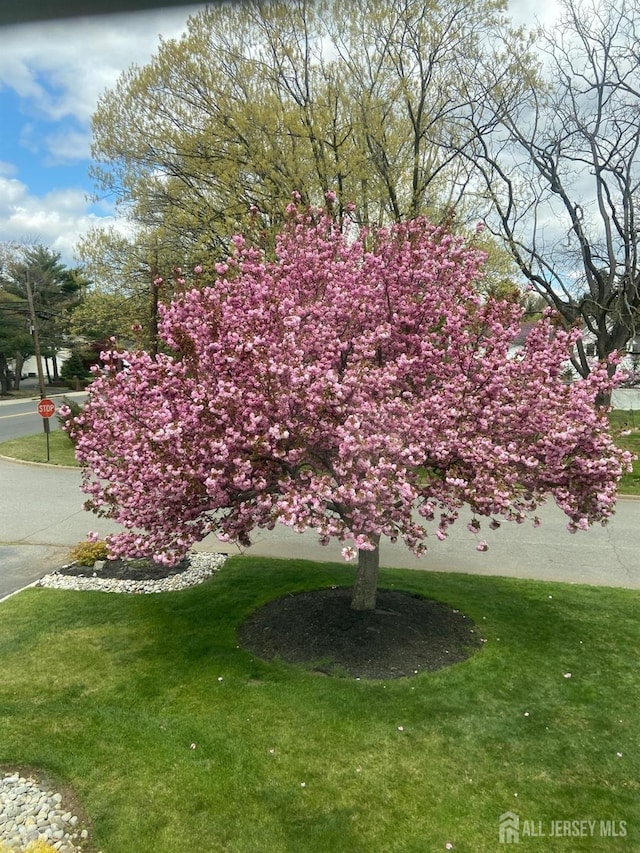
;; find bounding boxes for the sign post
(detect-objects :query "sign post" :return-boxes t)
[37,398,56,462]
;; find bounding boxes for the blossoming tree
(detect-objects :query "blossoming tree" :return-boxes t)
[65,203,631,610]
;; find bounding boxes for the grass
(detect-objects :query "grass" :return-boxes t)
[608,410,640,495]
[0,557,638,852]
[0,429,77,466]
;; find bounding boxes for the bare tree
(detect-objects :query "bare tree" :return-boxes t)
[456,0,640,383]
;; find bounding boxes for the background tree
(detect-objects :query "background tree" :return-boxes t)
[68,289,138,344]
[75,224,206,352]
[87,0,529,263]
[0,290,32,394]
[64,204,630,611]
[1,245,85,383]
[0,243,32,392]
[457,0,640,380]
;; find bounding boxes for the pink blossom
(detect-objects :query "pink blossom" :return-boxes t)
[63,207,631,565]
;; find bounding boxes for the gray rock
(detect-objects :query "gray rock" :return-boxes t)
[38,552,227,595]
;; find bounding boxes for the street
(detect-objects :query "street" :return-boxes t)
[0,389,90,442]
[0,451,639,601]
[0,396,62,442]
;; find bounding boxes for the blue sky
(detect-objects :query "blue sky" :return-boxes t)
[0,0,557,269]
[0,4,206,266]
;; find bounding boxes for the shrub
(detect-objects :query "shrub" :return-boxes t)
[60,350,89,385]
[69,539,109,566]
[56,397,84,433]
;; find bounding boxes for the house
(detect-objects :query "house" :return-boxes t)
[509,322,640,410]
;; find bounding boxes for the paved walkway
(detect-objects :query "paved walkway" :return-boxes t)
[1,454,639,600]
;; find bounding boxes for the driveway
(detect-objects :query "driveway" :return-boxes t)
[0,457,125,599]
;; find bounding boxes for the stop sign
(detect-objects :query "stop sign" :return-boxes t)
[37,398,56,418]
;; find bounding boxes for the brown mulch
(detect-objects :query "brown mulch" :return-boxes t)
[238,586,484,680]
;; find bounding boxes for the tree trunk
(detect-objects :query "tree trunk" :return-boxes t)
[0,354,8,396]
[595,359,617,408]
[13,353,24,390]
[351,539,380,611]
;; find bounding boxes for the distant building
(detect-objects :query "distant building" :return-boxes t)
[509,322,640,410]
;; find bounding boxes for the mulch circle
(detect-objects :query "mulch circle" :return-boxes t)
[238,586,484,680]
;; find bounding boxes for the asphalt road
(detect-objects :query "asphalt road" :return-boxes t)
[1,452,639,601]
[0,390,88,442]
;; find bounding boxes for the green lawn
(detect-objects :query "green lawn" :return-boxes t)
[608,410,640,495]
[0,557,638,852]
[0,430,77,466]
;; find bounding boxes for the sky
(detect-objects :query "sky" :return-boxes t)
[0,0,560,268]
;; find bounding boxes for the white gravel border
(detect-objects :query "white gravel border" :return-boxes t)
[36,552,227,595]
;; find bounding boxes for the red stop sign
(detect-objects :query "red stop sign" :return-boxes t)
[38,398,56,418]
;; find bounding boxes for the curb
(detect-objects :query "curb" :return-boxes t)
[0,454,78,470]
[0,579,42,605]
[0,391,86,407]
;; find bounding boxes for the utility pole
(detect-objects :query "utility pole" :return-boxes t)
[24,272,46,399]
[25,271,51,459]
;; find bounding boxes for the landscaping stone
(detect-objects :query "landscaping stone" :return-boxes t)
[37,552,227,595]
[0,772,87,852]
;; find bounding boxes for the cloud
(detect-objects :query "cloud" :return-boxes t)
[508,0,560,28]
[0,6,205,263]
[0,5,205,159]
[18,117,92,165]
[0,173,115,264]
